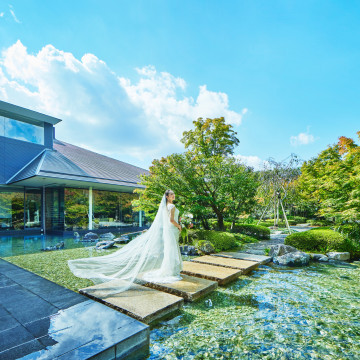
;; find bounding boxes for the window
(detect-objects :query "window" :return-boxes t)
[1,116,44,145]
[0,188,24,230]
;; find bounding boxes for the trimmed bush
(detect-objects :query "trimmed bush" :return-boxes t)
[190,230,238,251]
[285,229,346,253]
[230,224,270,239]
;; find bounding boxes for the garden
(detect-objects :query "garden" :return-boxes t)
[4,118,360,359]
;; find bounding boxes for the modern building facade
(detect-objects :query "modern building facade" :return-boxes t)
[0,100,149,235]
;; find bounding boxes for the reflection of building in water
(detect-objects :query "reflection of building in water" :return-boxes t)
[0,100,149,235]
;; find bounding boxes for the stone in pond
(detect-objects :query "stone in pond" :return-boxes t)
[83,232,99,241]
[326,252,350,261]
[273,251,310,267]
[73,232,80,238]
[269,244,298,258]
[180,245,199,256]
[96,240,116,250]
[312,254,329,262]
[100,232,115,240]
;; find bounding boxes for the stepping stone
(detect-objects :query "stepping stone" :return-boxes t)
[181,261,242,285]
[137,274,217,302]
[191,255,259,274]
[212,252,272,264]
[79,280,183,324]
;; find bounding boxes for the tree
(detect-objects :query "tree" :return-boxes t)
[296,131,360,223]
[133,117,258,230]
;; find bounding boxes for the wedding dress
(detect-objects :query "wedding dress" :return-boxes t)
[67,195,183,292]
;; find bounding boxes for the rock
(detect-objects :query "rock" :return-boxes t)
[114,235,130,243]
[311,253,328,262]
[100,232,115,240]
[73,232,80,238]
[269,244,298,258]
[273,251,310,267]
[197,241,215,255]
[96,240,115,250]
[180,245,199,256]
[83,232,99,241]
[326,252,350,261]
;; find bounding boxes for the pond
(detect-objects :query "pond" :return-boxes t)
[150,261,360,359]
[0,231,142,257]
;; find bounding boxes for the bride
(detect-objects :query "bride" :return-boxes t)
[67,189,183,291]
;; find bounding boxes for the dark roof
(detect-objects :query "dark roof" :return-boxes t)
[7,139,149,187]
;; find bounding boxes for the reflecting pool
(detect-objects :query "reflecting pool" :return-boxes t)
[0,232,142,257]
[150,261,360,359]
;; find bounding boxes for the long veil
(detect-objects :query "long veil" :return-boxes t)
[67,195,182,293]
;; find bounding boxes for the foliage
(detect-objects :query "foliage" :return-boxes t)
[190,230,239,251]
[181,116,240,157]
[295,131,360,223]
[230,224,270,239]
[256,154,302,226]
[285,230,347,253]
[133,117,259,230]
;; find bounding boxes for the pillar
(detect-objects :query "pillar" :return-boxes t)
[88,186,93,230]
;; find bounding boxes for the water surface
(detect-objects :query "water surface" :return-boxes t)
[150,261,360,359]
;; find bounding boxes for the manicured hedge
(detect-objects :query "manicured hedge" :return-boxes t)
[284,229,346,253]
[188,230,238,251]
[230,224,270,239]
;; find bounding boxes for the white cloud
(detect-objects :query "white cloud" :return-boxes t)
[0,12,5,18]
[0,41,246,168]
[9,5,21,23]
[290,131,315,146]
[234,155,268,170]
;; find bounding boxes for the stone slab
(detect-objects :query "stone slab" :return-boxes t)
[192,255,259,274]
[212,252,272,264]
[137,274,218,302]
[181,261,242,285]
[80,279,184,324]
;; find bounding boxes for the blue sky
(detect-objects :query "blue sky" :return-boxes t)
[1,0,360,169]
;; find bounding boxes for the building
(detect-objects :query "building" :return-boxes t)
[0,100,149,235]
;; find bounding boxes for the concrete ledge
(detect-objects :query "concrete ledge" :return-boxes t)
[181,261,242,285]
[137,274,218,302]
[192,255,259,274]
[212,252,272,264]
[80,280,184,324]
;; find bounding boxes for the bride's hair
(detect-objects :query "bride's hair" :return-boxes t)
[164,189,174,203]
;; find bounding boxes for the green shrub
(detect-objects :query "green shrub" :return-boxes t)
[285,229,346,253]
[232,233,258,243]
[336,223,360,241]
[230,224,270,239]
[306,219,332,226]
[191,230,238,251]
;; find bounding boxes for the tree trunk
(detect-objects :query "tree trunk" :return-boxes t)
[200,216,210,230]
[214,209,225,231]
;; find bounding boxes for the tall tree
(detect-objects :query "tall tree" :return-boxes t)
[133,117,258,230]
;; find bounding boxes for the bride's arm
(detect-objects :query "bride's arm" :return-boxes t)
[170,207,182,231]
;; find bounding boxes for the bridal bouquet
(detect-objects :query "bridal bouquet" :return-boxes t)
[179,213,193,245]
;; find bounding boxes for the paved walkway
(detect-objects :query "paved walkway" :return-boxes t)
[0,258,149,359]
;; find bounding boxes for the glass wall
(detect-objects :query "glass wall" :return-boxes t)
[0,188,24,230]
[63,187,146,231]
[64,188,89,231]
[25,189,42,228]
[0,116,44,145]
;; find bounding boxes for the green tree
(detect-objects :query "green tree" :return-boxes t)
[133,117,259,230]
[296,132,360,223]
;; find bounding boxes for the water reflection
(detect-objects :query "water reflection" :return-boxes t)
[0,232,143,257]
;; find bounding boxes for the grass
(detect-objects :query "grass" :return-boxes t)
[4,246,120,292]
